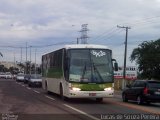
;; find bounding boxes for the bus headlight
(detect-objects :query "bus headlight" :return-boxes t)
[72,87,81,91]
[104,87,112,91]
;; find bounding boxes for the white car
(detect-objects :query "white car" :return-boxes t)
[28,74,42,87]
[5,72,12,79]
[0,72,6,79]
[16,73,25,82]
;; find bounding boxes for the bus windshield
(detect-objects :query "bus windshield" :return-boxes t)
[68,49,113,83]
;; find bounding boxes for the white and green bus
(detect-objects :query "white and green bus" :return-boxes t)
[42,44,118,102]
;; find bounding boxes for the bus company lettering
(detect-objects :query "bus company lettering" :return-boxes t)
[91,50,106,57]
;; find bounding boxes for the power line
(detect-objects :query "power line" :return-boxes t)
[91,27,116,40]
[91,28,124,42]
[91,15,160,43]
[31,41,75,48]
[0,41,75,49]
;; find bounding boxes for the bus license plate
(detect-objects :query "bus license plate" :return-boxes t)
[89,93,96,96]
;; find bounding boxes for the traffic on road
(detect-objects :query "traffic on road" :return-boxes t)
[0,78,159,120]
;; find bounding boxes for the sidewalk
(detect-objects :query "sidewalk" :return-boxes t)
[114,90,122,95]
[114,90,122,99]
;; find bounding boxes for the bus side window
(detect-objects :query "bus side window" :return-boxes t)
[64,51,69,81]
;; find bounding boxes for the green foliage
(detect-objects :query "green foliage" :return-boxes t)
[9,67,19,74]
[0,65,9,72]
[130,39,160,80]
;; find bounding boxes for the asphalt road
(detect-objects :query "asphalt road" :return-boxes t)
[0,79,160,120]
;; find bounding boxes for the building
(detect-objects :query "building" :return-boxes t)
[114,66,138,90]
[114,66,137,80]
[0,61,19,69]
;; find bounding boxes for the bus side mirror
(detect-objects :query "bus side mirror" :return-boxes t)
[112,59,118,71]
[114,62,118,71]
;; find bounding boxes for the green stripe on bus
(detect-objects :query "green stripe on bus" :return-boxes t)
[44,68,63,78]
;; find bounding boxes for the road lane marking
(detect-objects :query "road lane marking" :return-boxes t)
[64,104,100,120]
[33,90,40,94]
[27,87,31,90]
[45,95,55,101]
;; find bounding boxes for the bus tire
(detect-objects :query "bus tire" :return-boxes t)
[28,82,32,87]
[45,82,50,94]
[122,93,128,102]
[96,98,103,102]
[60,84,65,100]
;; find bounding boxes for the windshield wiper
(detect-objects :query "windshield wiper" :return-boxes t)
[81,62,87,80]
[92,62,104,82]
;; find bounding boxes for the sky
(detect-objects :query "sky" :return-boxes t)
[0,0,160,66]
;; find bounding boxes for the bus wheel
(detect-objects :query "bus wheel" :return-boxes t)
[96,98,103,102]
[60,85,65,100]
[122,93,128,102]
[45,82,49,94]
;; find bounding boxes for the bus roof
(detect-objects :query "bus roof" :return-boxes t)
[65,44,109,49]
[42,44,110,57]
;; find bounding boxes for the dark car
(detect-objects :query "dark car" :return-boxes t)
[122,80,160,105]
[24,74,31,84]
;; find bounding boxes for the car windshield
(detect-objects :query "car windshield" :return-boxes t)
[6,73,11,75]
[25,75,30,77]
[31,75,42,79]
[68,49,113,83]
[18,74,24,77]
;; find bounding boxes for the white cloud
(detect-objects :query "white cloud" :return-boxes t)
[0,0,160,65]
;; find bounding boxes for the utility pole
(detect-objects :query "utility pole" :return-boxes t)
[20,47,22,63]
[14,50,15,68]
[30,46,32,75]
[77,38,79,44]
[26,42,28,62]
[26,42,28,74]
[117,25,131,89]
[80,24,89,44]
[35,49,37,75]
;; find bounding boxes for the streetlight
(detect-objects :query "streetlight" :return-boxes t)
[29,46,32,75]
[35,49,37,75]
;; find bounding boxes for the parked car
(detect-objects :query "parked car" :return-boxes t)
[5,72,12,79]
[28,74,42,87]
[122,80,160,105]
[24,74,31,84]
[0,72,6,79]
[16,73,25,82]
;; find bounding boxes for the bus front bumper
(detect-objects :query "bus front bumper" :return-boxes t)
[67,90,114,98]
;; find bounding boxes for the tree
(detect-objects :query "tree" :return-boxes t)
[0,65,4,72]
[130,39,160,80]
[9,67,19,74]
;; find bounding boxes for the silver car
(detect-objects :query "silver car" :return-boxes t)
[16,73,25,82]
[28,74,42,87]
